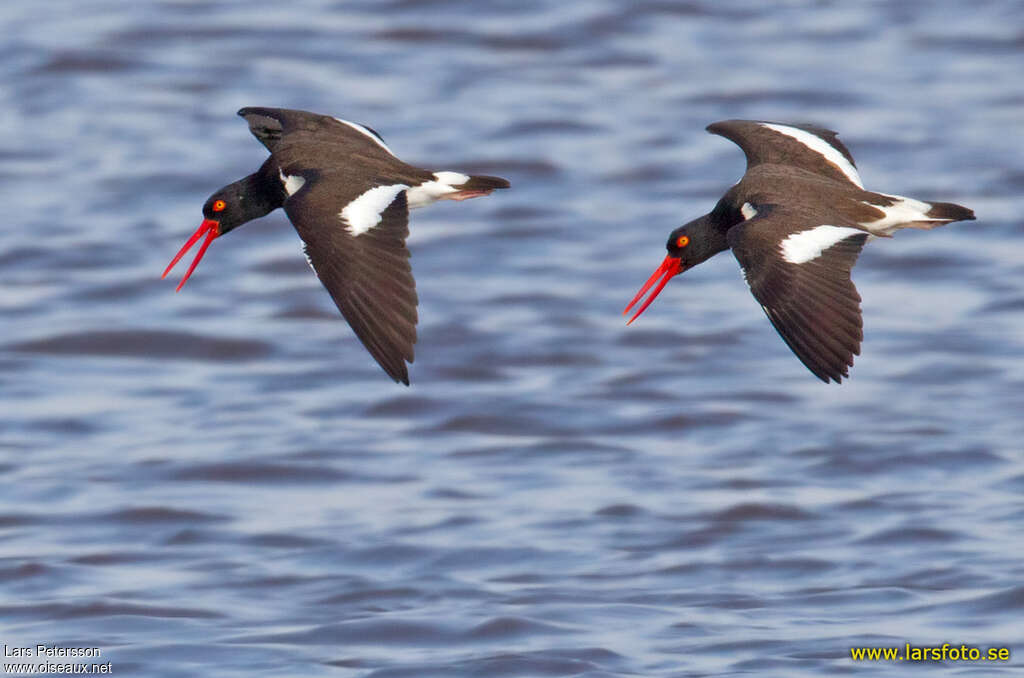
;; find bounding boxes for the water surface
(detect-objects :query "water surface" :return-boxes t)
[2,1,1023,676]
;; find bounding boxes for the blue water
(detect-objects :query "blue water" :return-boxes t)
[2,1,1023,676]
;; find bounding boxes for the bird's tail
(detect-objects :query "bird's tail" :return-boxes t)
[924,201,975,223]
[901,199,976,231]
[861,193,975,235]
[436,172,509,203]
[457,175,511,192]
[406,172,510,209]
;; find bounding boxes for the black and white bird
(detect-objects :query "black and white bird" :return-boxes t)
[163,107,509,385]
[624,120,975,383]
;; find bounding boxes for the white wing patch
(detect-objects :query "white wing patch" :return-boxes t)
[760,123,864,188]
[279,169,306,197]
[300,240,316,273]
[333,118,396,157]
[406,171,471,209]
[340,184,409,236]
[859,193,939,236]
[740,202,758,220]
[779,225,864,264]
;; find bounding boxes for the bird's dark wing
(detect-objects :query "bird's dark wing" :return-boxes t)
[708,119,864,188]
[727,204,868,383]
[238,107,400,160]
[238,107,294,152]
[282,170,418,385]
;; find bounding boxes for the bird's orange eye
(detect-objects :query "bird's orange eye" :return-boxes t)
[676,235,689,248]
[212,200,226,212]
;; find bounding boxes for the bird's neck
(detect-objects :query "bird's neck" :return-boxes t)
[687,211,731,264]
[235,158,286,224]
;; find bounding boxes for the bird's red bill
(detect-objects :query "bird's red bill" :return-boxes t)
[623,255,683,324]
[162,219,220,292]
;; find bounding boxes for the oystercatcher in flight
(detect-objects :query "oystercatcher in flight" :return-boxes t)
[163,107,509,385]
[624,120,974,383]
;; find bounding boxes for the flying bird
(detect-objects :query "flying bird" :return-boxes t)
[163,107,509,385]
[624,120,974,382]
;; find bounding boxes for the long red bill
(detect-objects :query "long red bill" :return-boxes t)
[162,219,220,292]
[623,255,683,325]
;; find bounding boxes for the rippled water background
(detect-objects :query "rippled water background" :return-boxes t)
[3,1,1024,676]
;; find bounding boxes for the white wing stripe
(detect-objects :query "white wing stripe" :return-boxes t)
[333,118,396,157]
[760,123,864,188]
[340,184,409,236]
[780,225,863,264]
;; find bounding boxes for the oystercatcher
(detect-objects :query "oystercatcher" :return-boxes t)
[163,107,509,385]
[624,120,974,383]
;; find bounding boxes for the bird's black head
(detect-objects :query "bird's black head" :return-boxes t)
[624,213,728,324]
[159,187,235,292]
[201,187,246,235]
[665,225,695,265]
[163,167,284,291]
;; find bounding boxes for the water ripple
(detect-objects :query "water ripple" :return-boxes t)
[1,1,1022,676]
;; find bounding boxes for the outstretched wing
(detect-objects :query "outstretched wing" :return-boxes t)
[708,119,864,189]
[238,107,399,159]
[282,169,418,385]
[727,204,868,383]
